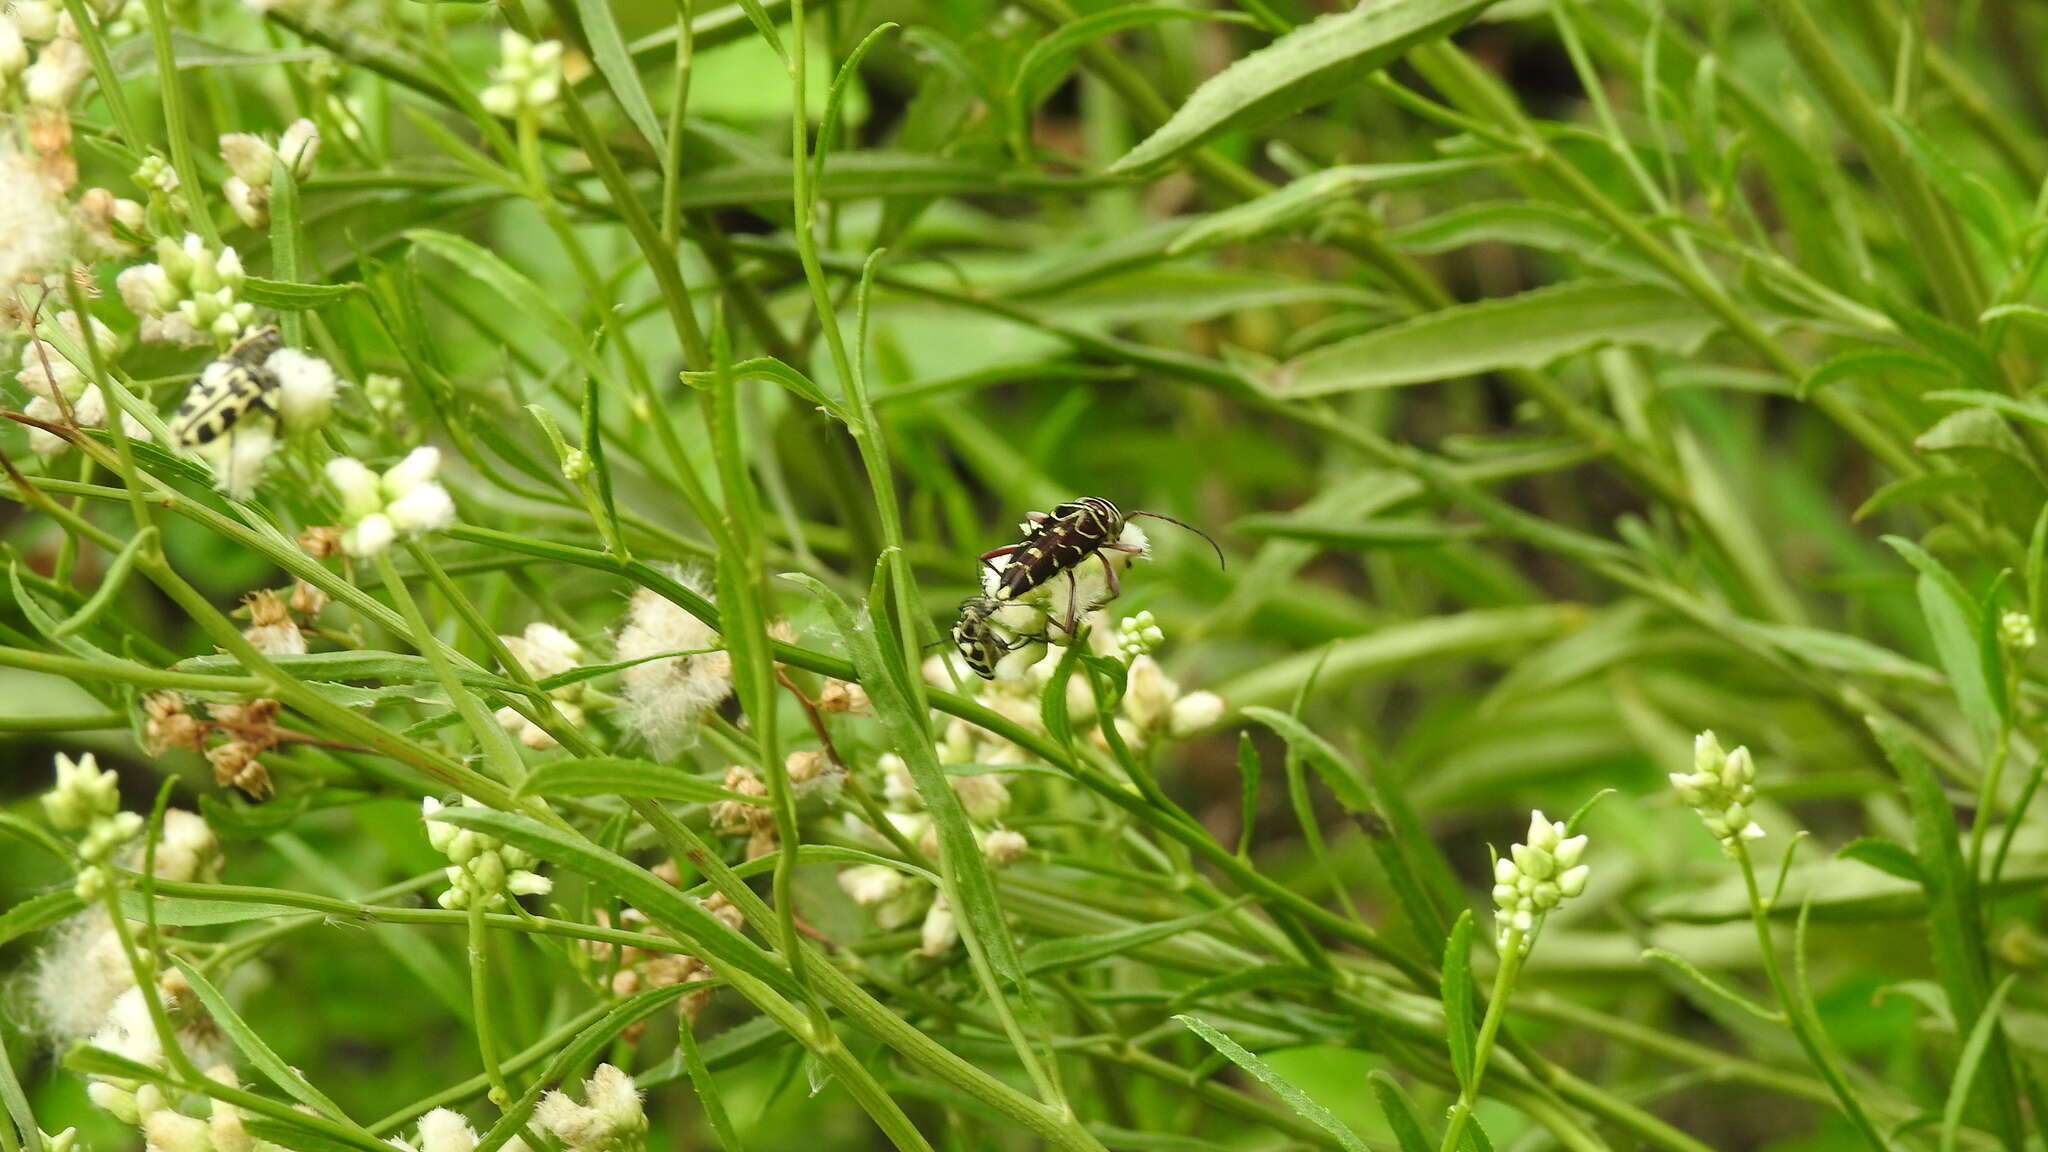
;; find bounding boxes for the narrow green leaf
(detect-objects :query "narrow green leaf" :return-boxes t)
[1869,715,2023,1138]
[1173,1016,1370,1152]
[1169,159,1509,255]
[1941,975,2019,1152]
[0,888,85,948]
[1110,0,1498,173]
[1838,837,1925,884]
[1366,1071,1433,1152]
[404,229,605,381]
[240,277,354,310]
[1277,280,1718,396]
[1234,732,1260,859]
[515,757,758,804]
[1885,536,2004,748]
[1011,5,1258,152]
[1799,346,1953,401]
[1643,947,1784,1022]
[116,892,308,926]
[1441,909,1476,1091]
[574,0,666,156]
[171,960,356,1124]
[1019,902,1243,976]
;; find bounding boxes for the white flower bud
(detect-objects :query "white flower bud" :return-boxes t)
[1511,842,1552,880]
[278,118,319,178]
[385,482,456,535]
[223,177,267,228]
[219,133,276,187]
[143,1111,212,1152]
[24,37,90,107]
[325,456,383,518]
[1169,690,1226,736]
[1525,810,1560,852]
[13,1,58,39]
[1493,856,1517,885]
[919,897,957,957]
[1557,864,1589,898]
[0,18,28,76]
[267,347,339,430]
[838,864,908,907]
[342,512,396,557]
[382,445,440,497]
[983,828,1027,866]
[1552,834,1587,870]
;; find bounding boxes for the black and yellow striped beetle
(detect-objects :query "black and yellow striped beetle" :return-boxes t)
[980,497,1223,631]
[951,594,1046,680]
[171,325,283,448]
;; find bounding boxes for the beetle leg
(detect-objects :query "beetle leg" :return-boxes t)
[1098,550,1122,601]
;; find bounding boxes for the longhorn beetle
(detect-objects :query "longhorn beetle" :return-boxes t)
[171,326,283,496]
[171,325,283,447]
[981,497,1223,632]
[950,594,1046,680]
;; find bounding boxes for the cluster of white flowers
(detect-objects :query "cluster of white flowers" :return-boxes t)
[494,621,585,749]
[389,1109,530,1152]
[533,1064,646,1152]
[479,31,563,117]
[838,752,1028,958]
[43,752,143,899]
[325,446,456,556]
[0,1,97,109]
[613,572,733,757]
[1670,731,1766,857]
[421,796,551,909]
[218,118,317,228]
[15,309,150,456]
[116,234,256,345]
[2002,610,2037,653]
[1490,810,1589,955]
[0,144,71,302]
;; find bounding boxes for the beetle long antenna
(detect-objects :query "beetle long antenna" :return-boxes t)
[1129,510,1225,569]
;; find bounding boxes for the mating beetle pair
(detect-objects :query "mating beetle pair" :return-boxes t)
[950,498,1222,679]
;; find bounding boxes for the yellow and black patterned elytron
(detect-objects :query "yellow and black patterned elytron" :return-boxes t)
[951,595,1042,680]
[171,326,283,447]
[979,497,1224,625]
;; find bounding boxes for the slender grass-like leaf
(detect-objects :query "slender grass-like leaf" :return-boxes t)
[574,0,667,156]
[1110,0,1499,173]
[1276,280,1719,396]
[515,757,758,803]
[170,960,358,1125]
[1367,1071,1433,1152]
[1173,1015,1370,1152]
[1441,909,1476,1091]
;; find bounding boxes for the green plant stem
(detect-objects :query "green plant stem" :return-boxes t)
[1439,931,1522,1152]
[139,0,218,242]
[465,899,512,1107]
[1734,846,1892,1152]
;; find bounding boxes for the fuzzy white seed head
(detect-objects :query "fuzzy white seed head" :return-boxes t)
[381,445,440,498]
[414,1110,477,1152]
[919,896,958,957]
[615,573,731,757]
[343,512,397,558]
[384,481,456,536]
[24,37,90,106]
[266,347,340,430]
[0,147,70,301]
